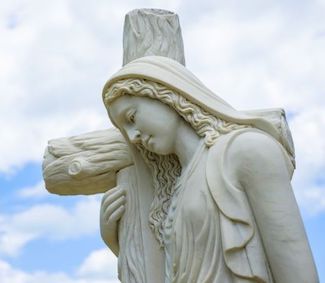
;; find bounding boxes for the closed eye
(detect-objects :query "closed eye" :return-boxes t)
[127,111,136,123]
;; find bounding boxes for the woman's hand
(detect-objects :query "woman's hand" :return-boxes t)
[100,185,126,256]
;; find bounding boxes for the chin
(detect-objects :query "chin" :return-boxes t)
[153,149,170,155]
[150,144,173,155]
[144,138,173,155]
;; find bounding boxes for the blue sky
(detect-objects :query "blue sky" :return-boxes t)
[1,0,324,282]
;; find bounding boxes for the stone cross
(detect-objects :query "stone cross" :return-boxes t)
[43,9,185,195]
[42,8,319,283]
[42,9,185,283]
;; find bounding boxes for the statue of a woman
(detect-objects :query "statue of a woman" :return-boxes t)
[100,56,318,282]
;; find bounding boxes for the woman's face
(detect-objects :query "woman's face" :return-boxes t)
[109,95,181,155]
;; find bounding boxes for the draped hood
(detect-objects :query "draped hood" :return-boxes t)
[102,55,295,170]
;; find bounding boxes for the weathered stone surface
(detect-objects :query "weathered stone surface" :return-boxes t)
[43,128,131,195]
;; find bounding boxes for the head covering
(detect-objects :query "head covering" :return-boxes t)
[103,55,295,168]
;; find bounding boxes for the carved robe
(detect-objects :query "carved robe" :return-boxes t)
[163,129,276,283]
[102,56,317,283]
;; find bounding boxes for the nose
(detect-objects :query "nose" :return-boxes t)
[127,128,141,144]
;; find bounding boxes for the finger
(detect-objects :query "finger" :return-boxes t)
[104,195,126,221]
[102,186,120,199]
[102,190,125,210]
[107,205,125,224]
[103,185,125,198]
[104,195,126,219]
[102,187,125,210]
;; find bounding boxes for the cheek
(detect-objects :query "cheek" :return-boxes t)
[140,117,166,134]
[155,126,177,151]
[151,140,172,155]
[163,117,179,134]
[139,103,180,137]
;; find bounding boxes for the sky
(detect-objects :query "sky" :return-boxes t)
[0,0,324,282]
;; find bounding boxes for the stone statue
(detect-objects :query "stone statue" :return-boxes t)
[101,55,318,283]
[43,9,319,283]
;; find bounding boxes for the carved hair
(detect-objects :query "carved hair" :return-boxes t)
[103,78,248,245]
[136,146,181,246]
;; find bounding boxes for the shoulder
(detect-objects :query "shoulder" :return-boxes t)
[224,129,290,185]
[228,130,283,161]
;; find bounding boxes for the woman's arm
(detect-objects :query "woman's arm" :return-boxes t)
[100,185,126,256]
[228,131,319,283]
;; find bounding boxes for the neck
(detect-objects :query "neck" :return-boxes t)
[174,120,201,170]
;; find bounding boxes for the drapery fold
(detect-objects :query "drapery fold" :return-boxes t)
[206,128,276,282]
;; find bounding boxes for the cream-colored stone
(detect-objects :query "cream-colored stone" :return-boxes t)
[43,128,132,195]
[123,9,185,66]
[102,56,319,283]
[43,8,319,283]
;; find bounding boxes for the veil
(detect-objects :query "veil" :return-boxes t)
[103,56,295,171]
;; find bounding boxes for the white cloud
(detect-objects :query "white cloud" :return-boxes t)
[0,260,28,283]
[296,185,325,216]
[0,196,101,256]
[17,181,48,199]
[0,249,119,283]
[77,248,118,279]
[183,2,325,111]
[290,107,325,215]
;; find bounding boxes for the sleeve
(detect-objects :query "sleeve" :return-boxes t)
[206,129,273,282]
[207,129,319,283]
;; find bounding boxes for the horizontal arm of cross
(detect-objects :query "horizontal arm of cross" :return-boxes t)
[42,128,133,195]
